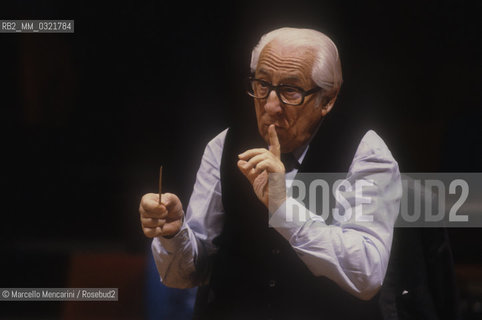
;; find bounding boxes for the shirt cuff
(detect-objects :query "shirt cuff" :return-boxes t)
[155,219,189,254]
[269,197,326,241]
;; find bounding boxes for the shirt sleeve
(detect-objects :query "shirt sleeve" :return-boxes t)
[151,129,227,289]
[269,130,402,300]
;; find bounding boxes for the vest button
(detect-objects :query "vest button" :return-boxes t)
[271,248,280,255]
[269,280,276,287]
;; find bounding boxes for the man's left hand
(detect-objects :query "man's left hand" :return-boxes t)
[238,124,286,211]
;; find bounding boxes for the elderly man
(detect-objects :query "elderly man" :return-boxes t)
[139,27,402,319]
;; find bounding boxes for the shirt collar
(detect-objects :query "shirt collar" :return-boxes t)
[290,117,324,166]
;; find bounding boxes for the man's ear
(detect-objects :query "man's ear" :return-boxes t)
[320,89,339,116]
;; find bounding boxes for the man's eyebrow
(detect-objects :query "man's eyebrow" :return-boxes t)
[281,76,303,84]
[279,75,306,87]
[256,69,306,86]
[256,68,271,77]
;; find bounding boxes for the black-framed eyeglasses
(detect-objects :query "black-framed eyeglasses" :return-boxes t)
[247,77,322,106]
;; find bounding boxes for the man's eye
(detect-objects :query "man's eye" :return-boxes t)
[283,88,300,96]
[259,81,270,88]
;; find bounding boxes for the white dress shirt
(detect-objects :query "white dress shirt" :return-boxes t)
[152,128,402,300]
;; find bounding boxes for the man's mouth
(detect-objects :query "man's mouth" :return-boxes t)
[265,123,286,130]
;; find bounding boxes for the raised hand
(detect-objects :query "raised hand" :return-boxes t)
[139,193,184,238]
[237,124,286,210]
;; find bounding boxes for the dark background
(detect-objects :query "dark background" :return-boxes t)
[0,0,480,319]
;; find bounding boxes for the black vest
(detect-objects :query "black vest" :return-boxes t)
[194,111,383,319]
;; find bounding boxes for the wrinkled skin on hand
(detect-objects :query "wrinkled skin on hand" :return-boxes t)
[238,124,287,212]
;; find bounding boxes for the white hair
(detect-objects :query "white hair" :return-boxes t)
[250,27,342,92]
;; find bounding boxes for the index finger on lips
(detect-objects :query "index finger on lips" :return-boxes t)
[268,124,281,158]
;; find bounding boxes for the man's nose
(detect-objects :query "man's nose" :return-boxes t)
[264,90,283,115]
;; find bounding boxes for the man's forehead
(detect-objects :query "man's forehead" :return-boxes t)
[257,41,315,80]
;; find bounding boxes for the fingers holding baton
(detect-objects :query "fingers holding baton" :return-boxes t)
[139,165,184,238]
